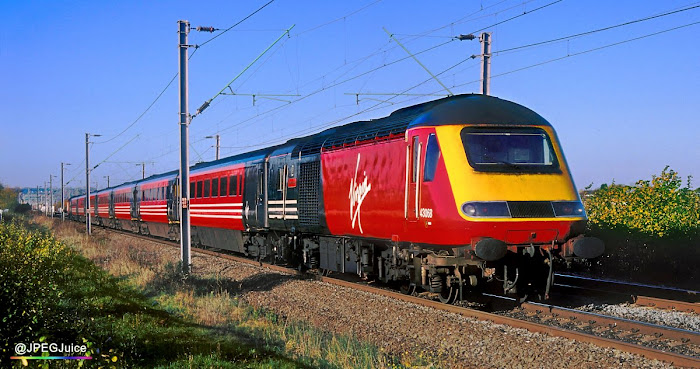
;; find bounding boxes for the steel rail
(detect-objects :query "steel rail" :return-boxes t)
[634,295,700,315]
[554,273,700,314]
[520,301,700,346]
[90,226,700,368]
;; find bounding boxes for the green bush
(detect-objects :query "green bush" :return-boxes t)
[0,221,77,360]
[0,219,308,368]
[580,167,699,288]
[584,167,700,238]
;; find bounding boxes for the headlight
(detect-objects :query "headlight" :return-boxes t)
[461,201,510,217]
[552,201,585,217]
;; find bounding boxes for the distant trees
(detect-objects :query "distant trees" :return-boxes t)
[0,183,19,210]
[0,183,24,213]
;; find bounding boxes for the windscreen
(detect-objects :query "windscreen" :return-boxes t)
[460,127,560,173]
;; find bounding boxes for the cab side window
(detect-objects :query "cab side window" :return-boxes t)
[423,134,440,182]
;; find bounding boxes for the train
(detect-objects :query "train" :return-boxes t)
[68,94,604,303]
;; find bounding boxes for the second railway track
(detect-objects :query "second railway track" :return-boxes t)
[553,273,700,314]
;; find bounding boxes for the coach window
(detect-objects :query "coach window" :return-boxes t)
[212,178,219,197]
[196,181,203,199]
[190,182,195,198]
[424,134,440,182]
[220,176,228,197]
[228,175,238,196]
[204,179,211,198]
[278,168,284,191]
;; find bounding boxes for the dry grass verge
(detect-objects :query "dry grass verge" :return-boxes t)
[45,218,437,368]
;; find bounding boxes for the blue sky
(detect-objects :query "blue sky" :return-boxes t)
[1,0,699,191]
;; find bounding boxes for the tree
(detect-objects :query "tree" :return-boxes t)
[0,183,19,211]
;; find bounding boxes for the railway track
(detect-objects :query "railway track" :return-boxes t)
[553,273,700,314]
[512,299,699,357]
[97,227,700,368]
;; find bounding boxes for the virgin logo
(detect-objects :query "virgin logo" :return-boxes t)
[349,153,372,233]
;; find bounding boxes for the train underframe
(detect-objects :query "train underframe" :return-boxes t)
[73,214,597,303]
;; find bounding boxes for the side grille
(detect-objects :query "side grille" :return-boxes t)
[507,201,554,218]
[298,161,321,227]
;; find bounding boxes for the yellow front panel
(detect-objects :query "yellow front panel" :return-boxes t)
[436,124,580,221]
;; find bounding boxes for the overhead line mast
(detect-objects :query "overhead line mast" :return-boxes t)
[178,20,192,275]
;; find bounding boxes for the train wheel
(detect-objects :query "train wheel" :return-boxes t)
[438,286,458,304]
[399,283,416,295]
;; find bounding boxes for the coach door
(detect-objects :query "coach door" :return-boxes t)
[243,162,268,230]
[167,178,179,223]
[109,191,115,218]
[131,186,140,220]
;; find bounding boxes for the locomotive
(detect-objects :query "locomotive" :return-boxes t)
[68,94,604,303]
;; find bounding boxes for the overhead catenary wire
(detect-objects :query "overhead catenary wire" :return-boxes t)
[492,3,700,55]
[91,134,140,171]
[294,0,384,36]
[93,1,278,146]
[392,0,534,39]
[191,0,564,138]
[468,0,563,35]
[446,20,700,90]
[95,76,177,145]
[197,0,277,48]
[146,1,399,160]
[195,18,700,158]
[132,1,687,172]
[193,25,296,118]
[74,0,563,173]
[198,55,475,153]
[166,0,545,155]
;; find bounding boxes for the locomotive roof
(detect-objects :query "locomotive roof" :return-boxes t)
[71,94,551,197]
[291,94,551,156]
[404,94,551,128]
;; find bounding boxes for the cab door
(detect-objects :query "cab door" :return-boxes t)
[407,134,423,222]
[406,128,439,226]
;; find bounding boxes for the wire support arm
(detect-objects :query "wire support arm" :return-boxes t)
[194,25,296,117]
[383,27,454,96]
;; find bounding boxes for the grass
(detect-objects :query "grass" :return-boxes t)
[20,217,441,368]
[2,216,305,368]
